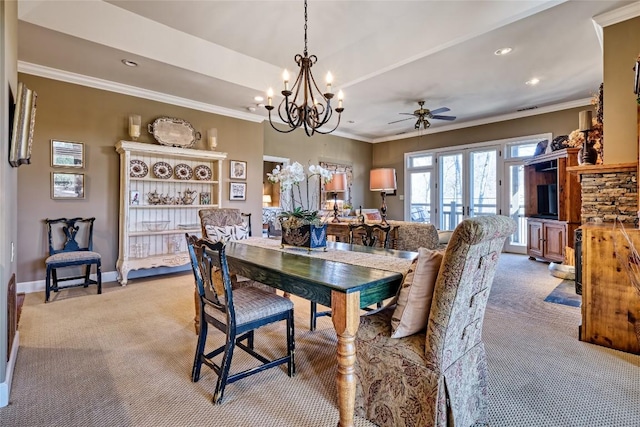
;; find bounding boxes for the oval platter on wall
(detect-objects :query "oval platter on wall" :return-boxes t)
[147,117,201,148]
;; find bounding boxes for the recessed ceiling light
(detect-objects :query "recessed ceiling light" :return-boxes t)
[347,120,355,124]
[121,59,138,67]
[494,47,512,56]
[526,78,540,86]
[254,96,264,102]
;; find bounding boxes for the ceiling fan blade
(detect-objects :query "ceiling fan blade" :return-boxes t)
[431,115,456,121]
[398,113,416,116]
[429,107,450,115]
[388,117,415,124]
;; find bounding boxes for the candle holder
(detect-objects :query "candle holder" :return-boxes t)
[207,128,218,151]
[129,114,141,141]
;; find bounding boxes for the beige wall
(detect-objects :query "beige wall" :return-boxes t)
[17,74,263,283]
[1,0,18,393]
[372,106,590,220]
[264,127,375,210]
[603,16,640,164]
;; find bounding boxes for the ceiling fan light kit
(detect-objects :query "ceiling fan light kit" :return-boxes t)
[265,0,343,137]
[389,100,456,131]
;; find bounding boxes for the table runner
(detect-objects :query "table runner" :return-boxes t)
[235,237,415,275]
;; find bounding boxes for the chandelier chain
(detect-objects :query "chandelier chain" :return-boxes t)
[303,0,308,56]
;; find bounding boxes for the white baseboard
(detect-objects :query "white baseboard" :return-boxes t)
[17,271,119,294]
[0,331,19,407]
[16,265,190,294]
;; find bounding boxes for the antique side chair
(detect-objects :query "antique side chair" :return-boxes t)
[309,223,391,331]
[44,217,102,303]
[186,234,295,404]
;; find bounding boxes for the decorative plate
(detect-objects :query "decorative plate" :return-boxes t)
[152,161,173,179]
[194,164,212,181]
[130,159,148,178]
[174,163,193,180]
[147,117,201,148]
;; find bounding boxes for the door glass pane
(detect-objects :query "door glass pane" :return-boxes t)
[409,171,431,222]
[440,153,463,230]
[509,143,537,158]
[470,150,497,217]
[409,155,433,167]
[508,164,527,247]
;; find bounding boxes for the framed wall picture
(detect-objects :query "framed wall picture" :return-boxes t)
[200,192,211,205]
[229,182,246,201]
[51,140,84,168]
[230,160,247,180]
[51,172,85,199]
[130,190,140,205]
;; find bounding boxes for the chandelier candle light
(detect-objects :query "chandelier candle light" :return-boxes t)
[370,168,397,226]
[324,172,347,223]
[265,0,344,136]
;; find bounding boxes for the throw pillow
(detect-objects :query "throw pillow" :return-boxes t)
[205,224,250,242]
[390,247,443,338]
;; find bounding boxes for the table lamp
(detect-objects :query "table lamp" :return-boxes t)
[262,194,272,207]
[370,168,396,226]
[324,172,347,223]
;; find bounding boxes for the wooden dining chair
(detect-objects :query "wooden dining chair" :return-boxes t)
[309,223,391,331]
[44,217,102,303]
[186,234,295,404]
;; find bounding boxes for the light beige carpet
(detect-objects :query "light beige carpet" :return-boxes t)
[1,254,639,426]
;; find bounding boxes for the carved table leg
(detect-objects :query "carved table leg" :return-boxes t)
[331,290,360,427]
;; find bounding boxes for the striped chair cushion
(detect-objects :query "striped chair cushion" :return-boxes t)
[204,287,293,326]
[46,251,101,265]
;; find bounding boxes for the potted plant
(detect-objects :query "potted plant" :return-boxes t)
[267,162,333,249]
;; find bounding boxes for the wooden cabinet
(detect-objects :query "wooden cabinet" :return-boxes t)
[581,224,640,354]
[524,148,581,262]
[115,141,226,285]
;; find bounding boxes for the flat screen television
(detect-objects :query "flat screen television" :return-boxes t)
[536,183,558,218]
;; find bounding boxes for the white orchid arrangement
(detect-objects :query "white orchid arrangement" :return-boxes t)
[267,162,333,224]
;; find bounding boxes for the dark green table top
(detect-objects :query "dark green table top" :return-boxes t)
[223,241,416,308]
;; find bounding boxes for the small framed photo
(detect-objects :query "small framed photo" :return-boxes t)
[51,140,84,168]
[51,172,85,199]
[130,190,140,205]
[229,182,246,201]
[200,192,211,205]
[230,160,247,180]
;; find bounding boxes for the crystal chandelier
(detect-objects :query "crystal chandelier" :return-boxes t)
[265,0,344,136]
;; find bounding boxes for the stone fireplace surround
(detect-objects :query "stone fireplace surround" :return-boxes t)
[568,163,638,224]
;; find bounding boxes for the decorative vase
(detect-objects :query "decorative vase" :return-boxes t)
[280,222,328,250]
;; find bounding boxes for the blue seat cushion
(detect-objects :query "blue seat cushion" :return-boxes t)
[46,251,101,265]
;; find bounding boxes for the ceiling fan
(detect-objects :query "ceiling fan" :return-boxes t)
[389,100,456,130]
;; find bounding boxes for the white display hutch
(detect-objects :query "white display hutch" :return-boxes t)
[115,141,227,285]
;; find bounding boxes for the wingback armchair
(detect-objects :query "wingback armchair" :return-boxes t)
[354,215,516,427]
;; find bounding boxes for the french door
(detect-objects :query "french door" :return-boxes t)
[438,147,499,230]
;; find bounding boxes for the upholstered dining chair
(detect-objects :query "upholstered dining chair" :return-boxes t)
[309,223,391,331]
[186,234,295,404]
[44,217,102,303]
[354,215,516,427]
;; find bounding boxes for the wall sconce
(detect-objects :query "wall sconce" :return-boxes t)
[370,168,397,226]
[324,172,347,223]
[207,128,218,151]
[129,114,141,141]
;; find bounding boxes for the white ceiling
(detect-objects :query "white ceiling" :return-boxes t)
[16,0,639,143]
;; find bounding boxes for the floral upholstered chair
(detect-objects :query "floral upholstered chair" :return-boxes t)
[354,215,516,427]
[390,220,440,252]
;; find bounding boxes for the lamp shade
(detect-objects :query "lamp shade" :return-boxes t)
[370,168,396,191]
[325,172,347,192]
[262,194,272,204]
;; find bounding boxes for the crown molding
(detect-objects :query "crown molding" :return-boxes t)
[18,61,592,145]
[372,98,592,144]
[593,2,640,28]
[18,61,264,123]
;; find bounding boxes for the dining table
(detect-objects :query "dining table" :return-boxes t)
[222,237,417,427]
